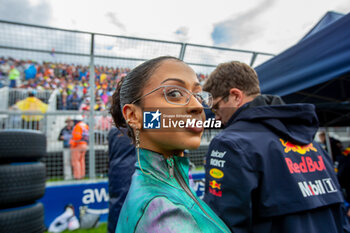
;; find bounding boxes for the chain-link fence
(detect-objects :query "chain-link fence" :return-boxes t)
[0,20,274,181]
[0,20,274,72]
[0,109,220,180]
[0,111,112,180]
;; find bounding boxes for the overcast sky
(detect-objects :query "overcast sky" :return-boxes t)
[0,0,349,55]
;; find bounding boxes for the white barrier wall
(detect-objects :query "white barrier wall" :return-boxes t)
[0,87,9,110]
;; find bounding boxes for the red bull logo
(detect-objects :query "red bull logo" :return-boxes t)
[285,156,325,174]
[209,187,222,197]
[280,139,317,155]
[209,180,221,190]
[343,148,350,156]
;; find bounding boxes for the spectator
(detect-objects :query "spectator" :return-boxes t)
[8,65,20,88]
[58,117,74,180]
[95,111,112,144]
[100,72,107,83]
[203,61,350,232]
[59,92,68,110]
[79,97,90,111]
[107,127,136,233]
[67,92,82,110]
[70,116,89,179]
[24,61,37,80]
[79,68,88,80]
[105,95,113,111]
[15,91,48,130]
[95,112,112,131]
[0,59,11,76]
[94,97,106,111]
[100,89,109,105]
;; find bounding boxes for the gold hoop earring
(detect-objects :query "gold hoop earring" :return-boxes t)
[136,128,150,176]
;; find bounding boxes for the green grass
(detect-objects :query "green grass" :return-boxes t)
[46,177,65,182]
[45,222,107,233]
[194,166,204,172]
[46,176,106,182]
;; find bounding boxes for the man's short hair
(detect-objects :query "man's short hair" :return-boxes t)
[203,61,260,98]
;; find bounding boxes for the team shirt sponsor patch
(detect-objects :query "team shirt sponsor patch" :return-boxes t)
[298,178,337,197]
[209,150,227,168]
[209,168,224,179]
[208,150,226,197]
[279,138,338,198]
[209,187,222,197]
[285,156,325,174]
[280,139,317,154]
[209,180,221,190]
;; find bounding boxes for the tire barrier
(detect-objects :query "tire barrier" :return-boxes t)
[0,130,47,233]
[0,130,46,162]
[0,162,46,208]
[0,202,45,233]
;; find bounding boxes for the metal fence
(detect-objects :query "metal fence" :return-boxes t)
[0,111,111,180]
[0,110,220,181]
[0,20,274,73]
[0,20,274,181]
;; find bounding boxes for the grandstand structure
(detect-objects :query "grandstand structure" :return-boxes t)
[0,20,274,180]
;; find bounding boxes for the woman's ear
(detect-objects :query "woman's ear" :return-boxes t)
[123,104,142,129]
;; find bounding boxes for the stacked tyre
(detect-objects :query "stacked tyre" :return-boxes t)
[0,130,47,233]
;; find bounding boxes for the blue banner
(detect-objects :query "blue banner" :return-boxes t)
[41,173,205,228]
[40,181,109,227]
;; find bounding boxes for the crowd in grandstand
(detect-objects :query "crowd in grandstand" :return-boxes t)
[0,57,208,111]
[0,57,130,110]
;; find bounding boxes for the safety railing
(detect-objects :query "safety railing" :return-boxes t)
[0,110,221,180]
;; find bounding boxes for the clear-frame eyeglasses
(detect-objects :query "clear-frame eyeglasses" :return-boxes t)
[131,85,213,108]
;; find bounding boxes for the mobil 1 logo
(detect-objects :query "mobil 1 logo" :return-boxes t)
[298,178,338,197]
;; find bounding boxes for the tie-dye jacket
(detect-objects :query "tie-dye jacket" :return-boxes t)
[116,148,231,233]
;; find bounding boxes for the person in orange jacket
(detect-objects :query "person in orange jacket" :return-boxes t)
[70,116,89,179]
